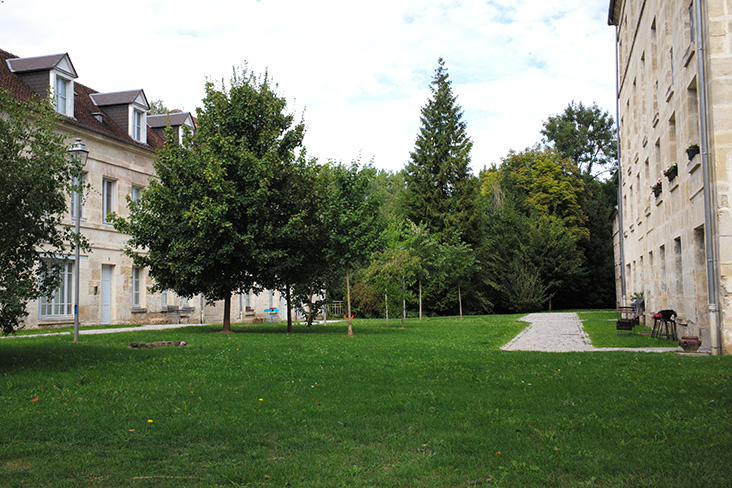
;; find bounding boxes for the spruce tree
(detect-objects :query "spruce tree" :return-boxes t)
[404,58,477,244]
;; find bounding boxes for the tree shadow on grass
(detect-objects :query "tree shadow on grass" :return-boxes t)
[0,321,404,372]
[219,321,397,335]
[0,339,150,373]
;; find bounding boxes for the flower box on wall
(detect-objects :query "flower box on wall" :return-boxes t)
[663,164,678,182]
[686,144,700,161]
[651,181,662,197]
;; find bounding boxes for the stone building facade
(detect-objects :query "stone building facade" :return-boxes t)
[609,0,732,354]
[2,49,295,330]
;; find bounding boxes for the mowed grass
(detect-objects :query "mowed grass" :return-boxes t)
[2,315,731,487]
[578,310,679,348]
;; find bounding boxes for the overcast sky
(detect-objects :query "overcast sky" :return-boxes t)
[1,0,616,173]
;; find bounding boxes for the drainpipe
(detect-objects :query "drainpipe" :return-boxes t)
[695,0,722,355]
[614,25,628,307]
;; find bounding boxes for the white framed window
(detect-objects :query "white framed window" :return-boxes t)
[133,110,142,141]
[55,77,67,114]
[51,70,74,116]
[161,289,168,310]
[132,267,141,307]
[102,179,115,224]
[245,290,251,309]
[130,185,142,205]
[39,261,73,317]
[70,173,85,220]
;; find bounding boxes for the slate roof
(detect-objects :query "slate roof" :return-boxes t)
[90,90,146,107]
[608,0,621,26]
[0,49,163,151]
[6,53,73,74]
[147,112,194,128]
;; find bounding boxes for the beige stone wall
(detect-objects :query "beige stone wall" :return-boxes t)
[613,0,732,352]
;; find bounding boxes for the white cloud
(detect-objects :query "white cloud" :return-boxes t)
[0,0,616,172]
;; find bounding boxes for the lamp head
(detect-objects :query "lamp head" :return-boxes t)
[68,137,89,167]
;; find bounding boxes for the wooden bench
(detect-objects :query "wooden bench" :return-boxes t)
[167,305,193,324]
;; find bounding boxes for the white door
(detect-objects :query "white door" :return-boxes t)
[280,295,288,321]
[101,265,112,325]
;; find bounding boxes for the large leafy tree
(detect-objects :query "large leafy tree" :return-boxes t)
[541,101,617,177]
[498,147,588,240]
[404,58,478,245]
[323,161,383,337]
[483,148,587,311]
[116,67,304,332]
[0,88,86,334]
[258,154,331,332]
[541,101,618,306]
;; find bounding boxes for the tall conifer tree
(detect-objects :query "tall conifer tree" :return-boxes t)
[404,58,477,244]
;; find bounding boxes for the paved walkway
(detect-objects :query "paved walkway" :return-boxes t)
[0,322,211,340]
[501,312,682,353]
[1,320,344,340]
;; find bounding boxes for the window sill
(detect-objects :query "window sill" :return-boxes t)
[38,318,74,326]
[131,307,147,314]
[687,154,701,173]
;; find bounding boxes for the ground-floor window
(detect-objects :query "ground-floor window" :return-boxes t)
[132,267,141,307]
[39,261,73,317]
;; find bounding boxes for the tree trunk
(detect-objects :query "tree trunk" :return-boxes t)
[385,292,389,326]
[286,284,293,333]
[306,294,312,327]
[458,285,463,320]
[346,268,354,337]
[419,279,422,320]
[401,279,405,329]
[548,297,552,312]
[222,294,232,332]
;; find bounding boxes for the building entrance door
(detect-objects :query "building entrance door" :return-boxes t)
[101,265,112,325]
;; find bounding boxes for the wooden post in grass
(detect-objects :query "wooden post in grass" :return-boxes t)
[346,268,354,337]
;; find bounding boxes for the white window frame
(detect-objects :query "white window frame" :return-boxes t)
[129,106,147,142]
[133,110,142,141]
[52,71,73,116]
[132,267,141,308]
[161,289,169,310]
[130,185,142,204]
[102,178,115,224]
[39,261,74,317]
[70,173,85,220]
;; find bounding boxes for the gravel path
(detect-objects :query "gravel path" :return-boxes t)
[0,322,211,340]
[501,312,682,353]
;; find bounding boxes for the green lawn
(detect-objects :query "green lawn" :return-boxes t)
[2,315,731,487]
[578,310,679,348]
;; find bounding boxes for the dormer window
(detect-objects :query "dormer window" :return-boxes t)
[132,109,144,141]
[7,53,78,117]
[54,75,70,115]
[90,89,149,143]
[147,112,196,145]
